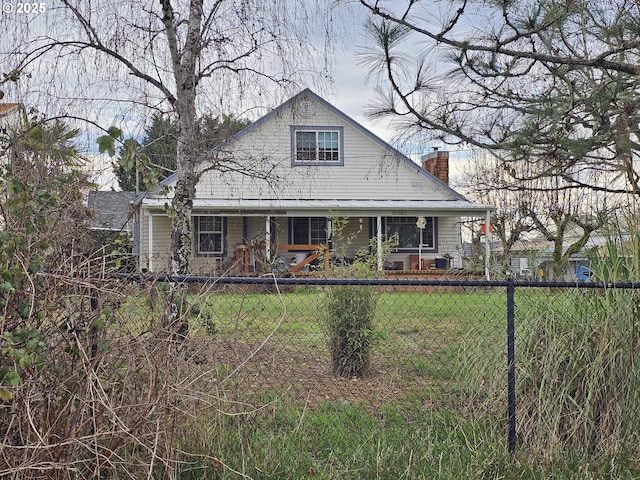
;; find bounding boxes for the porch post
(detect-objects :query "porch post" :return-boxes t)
[131,214,142,272]
[377,215,383,271]
[148,214,154,273]
[265,216,271,261]
[484,210,491,280]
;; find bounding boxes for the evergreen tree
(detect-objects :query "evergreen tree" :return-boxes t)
[114,113,249,191]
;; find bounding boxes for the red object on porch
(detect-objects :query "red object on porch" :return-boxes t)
[480,223,493,234]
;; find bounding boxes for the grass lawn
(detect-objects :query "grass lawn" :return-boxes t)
[177,395,640,479]
[113,285,640,478]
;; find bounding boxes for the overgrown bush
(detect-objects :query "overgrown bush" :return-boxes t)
[320,215,390,378]
[325,284,377,377]
[0,120,225,479]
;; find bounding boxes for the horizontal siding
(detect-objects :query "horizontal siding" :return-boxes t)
[329,217,371,258]
[226,217,243,246]
[177,94,458,203]
[437,217,463,268]
[384,216,462,270]
[144,213,463,273]
[149,215,242,275]
[150,215,172,273]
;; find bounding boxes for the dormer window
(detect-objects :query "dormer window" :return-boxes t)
[291,126,344,166]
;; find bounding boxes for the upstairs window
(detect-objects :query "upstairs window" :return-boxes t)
[291,126,343,165]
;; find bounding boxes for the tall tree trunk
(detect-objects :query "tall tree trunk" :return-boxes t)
[161,0,204,341]
[171,104,198,278]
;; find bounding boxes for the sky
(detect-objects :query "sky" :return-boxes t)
[0,0,471,190]
[85,44,409,190]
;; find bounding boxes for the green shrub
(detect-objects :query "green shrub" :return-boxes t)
[319,215,387,378]
[324,285,377,377]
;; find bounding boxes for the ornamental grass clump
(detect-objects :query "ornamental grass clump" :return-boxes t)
[320,215,391,378]
[325,284,377,378]
[516,287,640,459]
[514,215,640,460]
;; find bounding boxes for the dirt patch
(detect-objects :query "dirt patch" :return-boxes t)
[183,337,414,410]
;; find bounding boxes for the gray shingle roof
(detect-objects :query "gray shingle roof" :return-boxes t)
[87,191,137,231]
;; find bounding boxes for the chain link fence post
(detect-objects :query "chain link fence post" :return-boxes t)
[507,280,517,459]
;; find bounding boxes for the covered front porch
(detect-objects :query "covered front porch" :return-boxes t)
[138,199,493,278]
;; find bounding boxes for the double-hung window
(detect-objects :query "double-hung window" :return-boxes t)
[194,216,224,256]
[385,217,436,251]
[291,126,343,165]
[290,217,328,245]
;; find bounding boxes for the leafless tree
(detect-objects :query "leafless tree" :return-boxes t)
[1,0,339,277]
[461,150,611,278]
[1,0,342,336]
[460,151,535,270]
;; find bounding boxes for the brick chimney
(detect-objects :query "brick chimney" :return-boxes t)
[421,148,449,185]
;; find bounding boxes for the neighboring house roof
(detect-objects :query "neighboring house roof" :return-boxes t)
[509,232,618,259]
[140,89,493,215]
[0,103,22,116]
[0,103,23,128]
[87,191,137,231]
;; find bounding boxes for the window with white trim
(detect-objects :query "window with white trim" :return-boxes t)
[194,216,224,255]
[290,217,328,245]
[291,127,343,165]
[385,217,436,250]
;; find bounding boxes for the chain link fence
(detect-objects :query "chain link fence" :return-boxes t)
[4,272,640,477]
[99,275,640,456]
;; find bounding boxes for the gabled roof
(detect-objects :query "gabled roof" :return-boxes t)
[143,89,493,214]
[154,90,466,198]
[247,89,472,200]
[87,191,137,231]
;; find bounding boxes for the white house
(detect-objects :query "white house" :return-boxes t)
[135,89,492,275]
